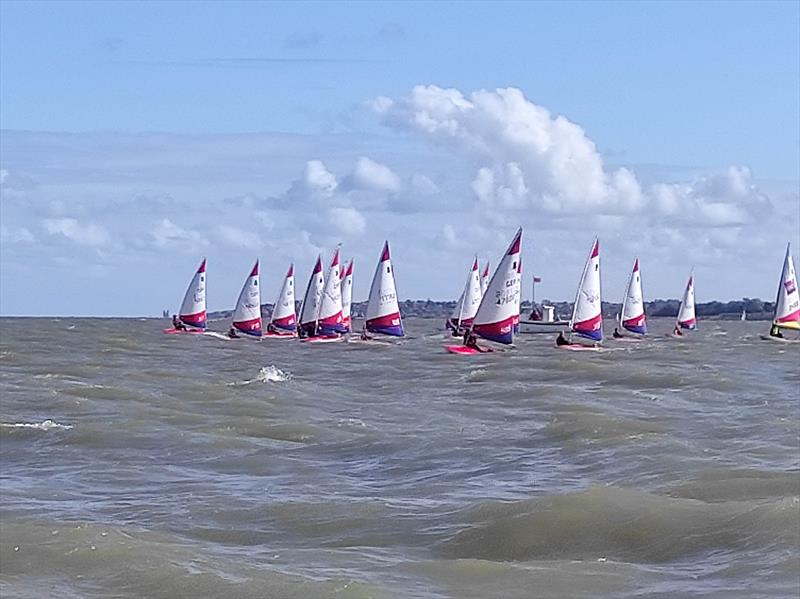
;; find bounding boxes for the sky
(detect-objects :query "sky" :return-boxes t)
[1,0,798,316]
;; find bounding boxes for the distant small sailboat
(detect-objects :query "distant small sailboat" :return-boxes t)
[564,238,603,347]
[341,259,354,333]
[740,309,747,322]
[675,272,697,333]
[298,255,325,338]
[265,263,296,337]
[164,258,207,333]
[763,243,800,341]
[231,261,262,337]
[364,241,404,337]
[480,261,490,296]
[619,258,646,336]
[468,227,522,346]
[447,256,482,334]
[317,248,347,336]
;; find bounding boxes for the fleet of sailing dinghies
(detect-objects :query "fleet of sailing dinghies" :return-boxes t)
[448,257,483,330]
[232,261,262,337]
[179,258,207,330]
[676,272,697,330]
[317,248,346,336]
[772,243,800,330]
[569,238,603,342]
[620,258,647,335]
[164,236,799,348]
[472,228,522,345]
[365,241,405,337]
[267,264,296,336]
[299,255,325,337]
[341,259,354,333]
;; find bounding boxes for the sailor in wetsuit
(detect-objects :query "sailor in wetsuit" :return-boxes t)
[770,324,784,339]
[673,325,683,336]
[555,331,569,346]
[172,314,187,331]
[613,327,623,339]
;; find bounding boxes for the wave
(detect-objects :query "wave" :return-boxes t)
[439,485,799,563]
[229,365,292,386]
[0,419,72,431]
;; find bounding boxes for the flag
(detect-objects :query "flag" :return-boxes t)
[533,276,542,283]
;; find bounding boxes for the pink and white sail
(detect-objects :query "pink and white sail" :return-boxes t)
[480,261,490,296]
[179,258,207,329]
[366,241,404,336]
[449,256,482,329]
[773,243,800,329]
[472,228,522,345]
[620,258,646,335]
[676,273,696,330]
[341,259,354,332]
[269,264,296,333]
[318,248,346,335]
[232,261,262,337]
[570,239,603,341]
[299,255,325,336]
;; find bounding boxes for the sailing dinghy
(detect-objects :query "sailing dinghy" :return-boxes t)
[313,248,346,339]
[761,243,800,342]
[558,238,602,350]
[445,228,521,354]
[617,258,646,338]
[341,259,354,333]
[163,258,207,334]
[672,272,696,336]
[264,264,297,338]
[298,255,325,339]
[230,261,262,337]
[446,256,482,336]
[362,241,404,339]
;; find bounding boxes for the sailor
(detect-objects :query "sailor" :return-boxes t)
[555,331,570,346]
[673,325,683,336]
[769,324,784,339]
[172,314,187,331]
[613,327,623,339]
[227,327,239,339]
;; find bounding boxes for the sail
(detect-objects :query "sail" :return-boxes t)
[449,257,482,328]
[480,261,490,296]
[570,239,603,341]
[773,243,800,329]
[232,261,262,337]
[472,228,522,344]
[318,248,346,335]
[299,255,325,335]
[341,259,354,332]
[676,273,696,330]
[270,264,296,332]
[179,258,207,329]
[366,241,404,336]
[620,258,646,335]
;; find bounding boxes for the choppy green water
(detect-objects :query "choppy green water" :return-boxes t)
[1,317,798,598]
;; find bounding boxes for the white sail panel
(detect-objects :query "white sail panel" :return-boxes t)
[472,228,522,345]
[232,261,262,336]
[179,258,207,329]
[366,241,404,336]
[570,239,602,341]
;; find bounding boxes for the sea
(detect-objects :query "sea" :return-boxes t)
[1,317,798,598]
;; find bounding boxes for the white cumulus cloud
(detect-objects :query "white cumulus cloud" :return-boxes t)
[44,217,110,247]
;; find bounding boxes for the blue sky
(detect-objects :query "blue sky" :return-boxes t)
[1,0,798,316]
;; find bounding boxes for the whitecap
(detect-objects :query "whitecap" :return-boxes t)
[229,365,292,386]
[1,419,73,430]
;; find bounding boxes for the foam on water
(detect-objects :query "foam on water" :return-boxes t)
[0,419,73,430]
[229,365,292,386]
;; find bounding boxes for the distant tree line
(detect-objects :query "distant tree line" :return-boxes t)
[207,297,774,321]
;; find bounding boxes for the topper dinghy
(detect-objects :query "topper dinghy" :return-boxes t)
[264,264,297,338]
[163,258,207,333]
[761,243,800,342]
[231,261,262,337]
[363,241,404,339]
[557,238,602,349]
